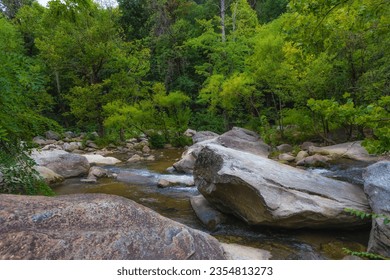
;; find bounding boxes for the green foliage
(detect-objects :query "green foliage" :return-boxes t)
[149,133,166,149]
[342,248,389,260]
[0,143,54,195]
[344,208,390,260]
[345,208,390,225]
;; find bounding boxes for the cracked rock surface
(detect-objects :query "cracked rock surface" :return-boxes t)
[0,193,225,260]
[194,144,370,229]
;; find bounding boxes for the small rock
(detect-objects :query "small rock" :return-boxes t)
[295,150,309,162]
[86,140,98,149]
[33,136,46,146]
[142,145,151,154]
[342,255,363,260]
[301,141,317,151]
[88,166,109,179]
[192,131,219,144]
[80,178,97,183]
[90,131,99,138]
[157,179,170,188]
[164,144,173,149]
[296,154,330,167]
[145,155,155,161]
[63,131,76,138]
[278,153,295,162]
[277,144,293,153]
[221,243,272,260]
[45,130,60,141]
[83,154,121,165]
[184,129,197,137]
[126,138,137,143]
[127,154,143,162]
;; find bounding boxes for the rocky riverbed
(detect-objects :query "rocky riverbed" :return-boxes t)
[1,128,388,259]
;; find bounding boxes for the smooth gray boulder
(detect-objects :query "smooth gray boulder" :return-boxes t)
[31,149,90,178]
[194,144,370,229]
[0,193,226,260]
[363,161,390,258]
[173,127,270,174]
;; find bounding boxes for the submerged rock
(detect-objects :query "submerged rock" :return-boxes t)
[194,144,370,229]
[0,193,226,260]
[363,161,390,258]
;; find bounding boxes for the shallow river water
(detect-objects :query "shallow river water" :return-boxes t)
[53,149,370,259]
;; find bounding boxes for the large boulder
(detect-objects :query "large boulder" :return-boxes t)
[194,144,370,229]
[363,161,390,258]
[308,141,375,162]
[31,149,90,178]
[0,193,226,260]
[173,127,270,174]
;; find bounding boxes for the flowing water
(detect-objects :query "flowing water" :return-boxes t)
[52,149,370,259]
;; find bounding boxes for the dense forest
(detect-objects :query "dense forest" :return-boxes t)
[0,0,389,154]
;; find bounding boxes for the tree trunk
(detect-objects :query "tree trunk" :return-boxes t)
[220,0,226,43]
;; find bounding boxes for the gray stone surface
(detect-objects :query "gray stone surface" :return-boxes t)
[173,127,270,174]
[190,195,227,230]
[363,161,390,258]
[31,150,90,178]
[194,144,370,228]
[0,194,226,260]
[221,243,272,260]
[309,141,375,162]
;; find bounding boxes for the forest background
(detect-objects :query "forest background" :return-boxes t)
[1,0,389,161]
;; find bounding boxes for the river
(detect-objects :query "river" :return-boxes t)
[52,148,370,259]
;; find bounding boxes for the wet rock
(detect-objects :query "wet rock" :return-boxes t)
[33,166,64,184]
[221,243,272,260]
[116,171,154,185]
[145,155,155,161]
[158,175,194,188]
[45,130,60,141]
[83,154,121,165]
[0,194,226,259]
[363,161,390,258]
[296,154,330,167]
[194,144,370,229]
[87,166,110,179]
[190,195,227,230]
[31,150,90,178]
[157,179,170,188]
